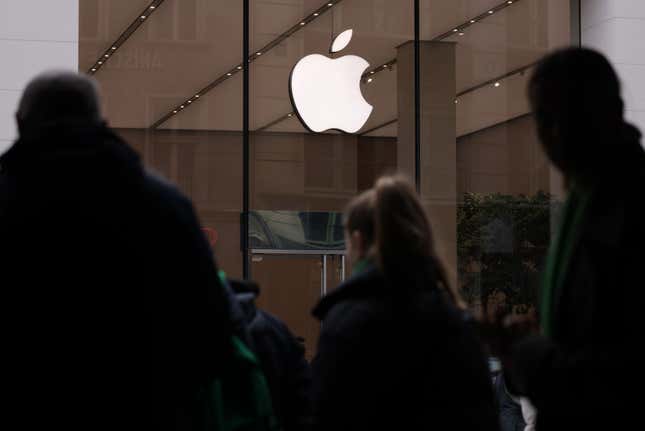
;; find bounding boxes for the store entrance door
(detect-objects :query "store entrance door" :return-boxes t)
[250,250,347,359]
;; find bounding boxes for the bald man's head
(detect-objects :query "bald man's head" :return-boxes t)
[16,71,103,137]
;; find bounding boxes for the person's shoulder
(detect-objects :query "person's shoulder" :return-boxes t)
[141,170,195,217]
[143,171,189,204]
[314,267,387,320]
[320,276,392,338]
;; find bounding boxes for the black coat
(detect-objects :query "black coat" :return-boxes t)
[233,287,312,431]
[311,265,499,431]
[0,125,233,430]
[494,374,526,431]
[509,144,645,430]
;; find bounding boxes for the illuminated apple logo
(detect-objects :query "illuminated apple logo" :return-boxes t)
[289,29,373,134]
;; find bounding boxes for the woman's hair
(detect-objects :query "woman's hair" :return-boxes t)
[345,175,465,309]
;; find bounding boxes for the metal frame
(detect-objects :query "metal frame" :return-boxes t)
[251,249,346,256]
[243,0,250,279]
[250,249,347,295]
[414,0,421,192]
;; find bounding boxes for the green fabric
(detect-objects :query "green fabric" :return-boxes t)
[209,336,278,431]
[218,270,227,285]
[210,270,279,430]
[351,258,372,276]
[541,186,593,337]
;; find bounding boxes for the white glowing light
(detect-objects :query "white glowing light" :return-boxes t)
[331,29,353,53]
[290,29,373,134]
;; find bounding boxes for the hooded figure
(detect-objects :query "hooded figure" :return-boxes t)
[229,279,312,431]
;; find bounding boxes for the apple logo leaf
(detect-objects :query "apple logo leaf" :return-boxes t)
[330,29,353,53]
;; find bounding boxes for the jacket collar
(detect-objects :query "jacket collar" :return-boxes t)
[312,263,385,320]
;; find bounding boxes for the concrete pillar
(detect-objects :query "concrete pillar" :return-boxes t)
[397,41,457,283]
[582,0,645,139]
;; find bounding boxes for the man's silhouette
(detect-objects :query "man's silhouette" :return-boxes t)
[0,71,234,430]
[503,48,645,430]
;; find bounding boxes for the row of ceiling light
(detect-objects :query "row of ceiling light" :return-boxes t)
[88,0,524,130]
[87,0,166,75]
[361,0,521,85]
[153,1,342,128]
[258,0,525,132]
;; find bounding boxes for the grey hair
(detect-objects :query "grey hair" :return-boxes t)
[16,70,103,134]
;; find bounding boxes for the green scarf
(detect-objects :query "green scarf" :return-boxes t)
[541,186,593,337]
[352,258,372,276]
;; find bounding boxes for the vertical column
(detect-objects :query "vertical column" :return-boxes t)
[398,41,457,283]
[0,0,79,154]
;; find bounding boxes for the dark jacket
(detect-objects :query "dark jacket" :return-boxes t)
[0,125,234,430]
[509,142,645,430]
[231,282,312,431]
[495,374,526,431]
[311,264,499,431]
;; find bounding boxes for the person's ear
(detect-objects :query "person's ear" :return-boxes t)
[350,230,366,259]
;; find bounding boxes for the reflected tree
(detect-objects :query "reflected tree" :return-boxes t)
[457,192,558,317]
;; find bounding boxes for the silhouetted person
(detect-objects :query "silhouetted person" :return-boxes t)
[311,176,499,431]
[496,48,645,430]
[0,71,235,430]
[229,279,312,431]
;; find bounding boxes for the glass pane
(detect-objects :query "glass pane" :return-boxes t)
[418,0,573,316]
[252,254,323,360]
[80,0,244,277]
[249,0,414,285]
[250,210,344,251]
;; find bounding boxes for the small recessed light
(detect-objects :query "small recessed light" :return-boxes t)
[470,20,476,23]
[383,65,388,68]
[453,29,458,32]
[257,52,262,56]
[195,95,200,98]
[180,105,185,109]
[287,113,293,117]
[173,110,177,114]
[300,22,305,26]
[488,10,494,14]
[370,71,375,74]
[141,15,147,19]
[314,13,319,16]
[187,100,192,104]
[98,61,103,65]
[104,54,109,58]
[367,78,373,83]
[149,5,156,9]
[494,82,501,87]
[237,66,242,69]
[508,1,513,4]
[111,46,117,50]
[455,99,459,104]
[459,32,464,36]
[91,68,96,72]
[328,3,333,7]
